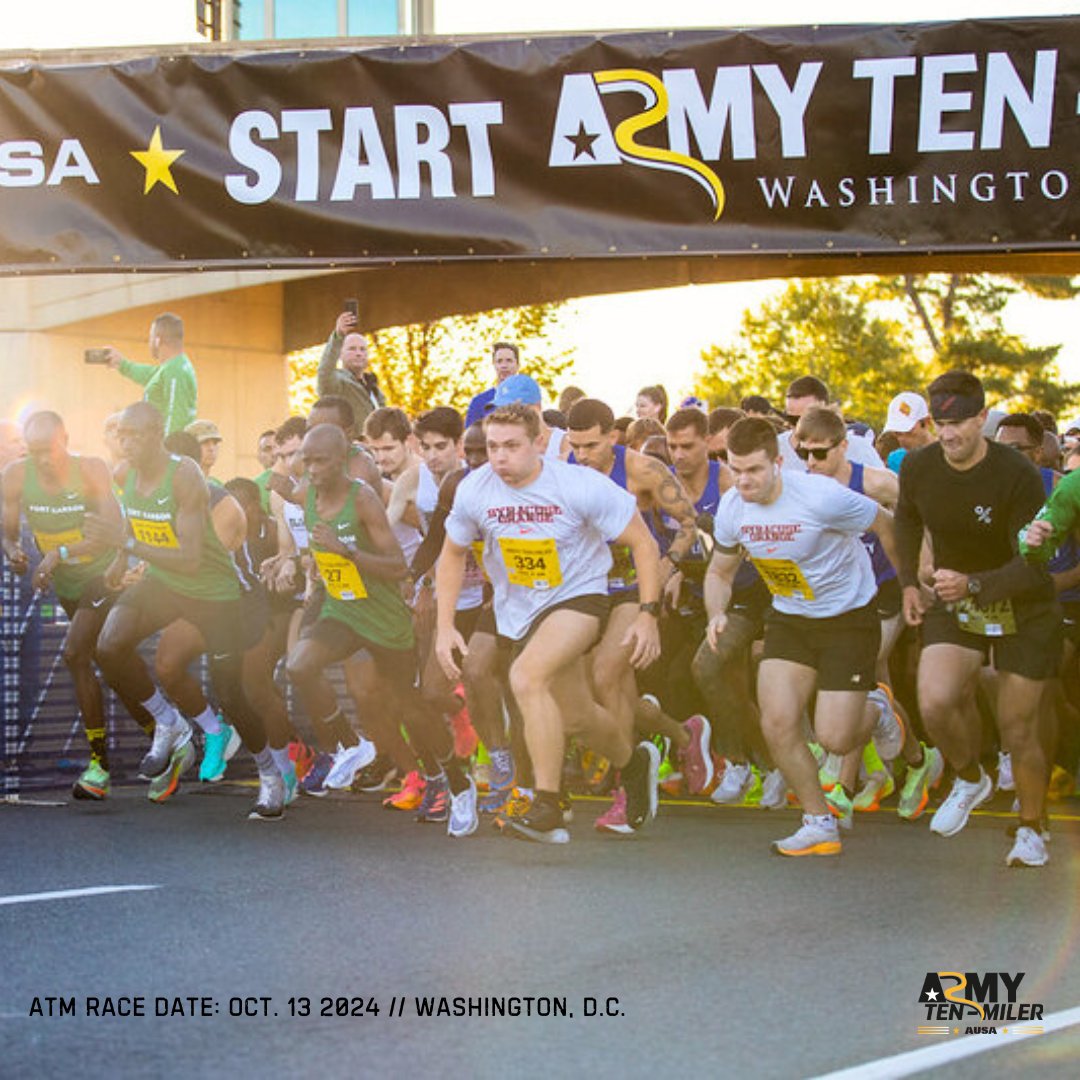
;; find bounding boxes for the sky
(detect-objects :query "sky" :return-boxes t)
[4,1,1080,412]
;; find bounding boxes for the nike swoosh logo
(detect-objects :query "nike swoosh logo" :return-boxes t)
[155,497,169,506]
[90,597,107,609]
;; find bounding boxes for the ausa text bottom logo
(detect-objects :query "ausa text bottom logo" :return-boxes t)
[917,971,1044,1036]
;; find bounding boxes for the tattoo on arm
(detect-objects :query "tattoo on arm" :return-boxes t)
[651,465,697,562]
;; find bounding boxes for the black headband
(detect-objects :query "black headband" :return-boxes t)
[930,392,983,422]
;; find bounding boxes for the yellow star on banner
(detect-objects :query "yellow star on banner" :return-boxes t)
[130,126,185,194]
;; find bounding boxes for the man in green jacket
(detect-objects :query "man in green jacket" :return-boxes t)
[103,312,197,435]
[317,310,386,432]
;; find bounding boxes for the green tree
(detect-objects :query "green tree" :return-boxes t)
[874,274,1080,415]
[693,278,926,429]
[288,302,575,419]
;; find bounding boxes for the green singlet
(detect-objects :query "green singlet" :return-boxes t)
[122,455,240,601]
[23,457,113,601]
[305,481,414,650]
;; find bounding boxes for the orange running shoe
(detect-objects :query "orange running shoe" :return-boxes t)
[383,770,425,811]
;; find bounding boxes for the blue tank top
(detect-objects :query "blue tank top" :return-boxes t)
[848,463,897,586]
[600,446,637,596]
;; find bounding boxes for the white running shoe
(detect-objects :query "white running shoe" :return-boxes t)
[929,769,993,837]
[868,686,904,762]
[758,768,789,810]
[711,761,753,804]
[996,751,1015,792]
[448,777,479,838]
[324,738,378,790]
[139,717,193,780]
[249,771,285,820]
[1006,825,1049,868]
[772,813,841,857]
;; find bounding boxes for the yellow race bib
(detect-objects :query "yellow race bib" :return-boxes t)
[751,557,816,601]
[34,527,90,564]
[313,550,368,601]
[130,518,179,549]
[953,597,1017,637]
[498,537,562,590]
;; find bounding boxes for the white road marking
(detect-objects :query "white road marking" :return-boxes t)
[810,1003,1080,1079]
[0,885,160,907]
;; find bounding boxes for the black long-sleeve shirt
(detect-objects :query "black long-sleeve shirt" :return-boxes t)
[895,440,1053,606]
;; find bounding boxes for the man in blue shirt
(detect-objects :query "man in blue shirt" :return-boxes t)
[464,341,521,427]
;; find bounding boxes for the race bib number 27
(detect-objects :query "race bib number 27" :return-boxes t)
[313,551,368,601]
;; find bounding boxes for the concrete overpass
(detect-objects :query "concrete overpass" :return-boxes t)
[3,248,1077,477]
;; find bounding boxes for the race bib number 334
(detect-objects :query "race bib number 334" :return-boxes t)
[498,537,562,590]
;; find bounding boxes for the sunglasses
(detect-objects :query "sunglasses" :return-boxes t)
[794,441,840,461]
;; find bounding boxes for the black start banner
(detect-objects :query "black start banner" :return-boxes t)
[0,16,1078,273]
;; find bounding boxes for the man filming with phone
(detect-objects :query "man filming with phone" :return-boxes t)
[318,302,386,431]
[93,312,197,436]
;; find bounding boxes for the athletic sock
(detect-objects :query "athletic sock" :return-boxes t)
[908,744,925,769]
[190,706,222,736]
[85,726,109,771]
[958,763,983,783]
[141,689,179,727]
[534,789,559,810]
[254,747,274,773]
[270,746,293,778]
[489,745,513,777]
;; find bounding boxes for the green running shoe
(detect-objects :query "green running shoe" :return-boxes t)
[898,744,944,821]
[148,740,196,803]
[825,784,854,830]
[73,761,110,800]
[743,767,764,806]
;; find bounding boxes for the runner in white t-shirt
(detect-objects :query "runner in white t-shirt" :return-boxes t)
[436,403,663,844]
[705,417,896,857]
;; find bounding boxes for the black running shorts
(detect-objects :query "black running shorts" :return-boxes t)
[116,575,248,657]
[761,601,880,691]
[921,598,1063,681]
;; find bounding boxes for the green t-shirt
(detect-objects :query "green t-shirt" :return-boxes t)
[119,353,197,435]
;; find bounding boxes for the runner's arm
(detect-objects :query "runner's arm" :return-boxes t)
[386,463,419,529]
[70,457,125,561]
[614,511,663,668]
[703,545,742,644]
[410,470,464,580]
[893,456,924,590]
[868,506,899,572]
[343,485,408,581]
[0,462,28,573]
[434,537,470,679]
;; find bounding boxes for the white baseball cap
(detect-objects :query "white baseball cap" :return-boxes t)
[884,392,929,434]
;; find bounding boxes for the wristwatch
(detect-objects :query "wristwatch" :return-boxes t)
[640,601,661,617]
[966,576,982,597]
[124,537,137,554]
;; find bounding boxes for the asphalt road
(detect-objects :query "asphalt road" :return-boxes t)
[2,783,1080,1079]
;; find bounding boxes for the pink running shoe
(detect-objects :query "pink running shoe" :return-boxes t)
[678,714,715,795]
[594,788,633,835]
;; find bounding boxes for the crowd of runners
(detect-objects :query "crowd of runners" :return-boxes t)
[4,307,1080,870]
